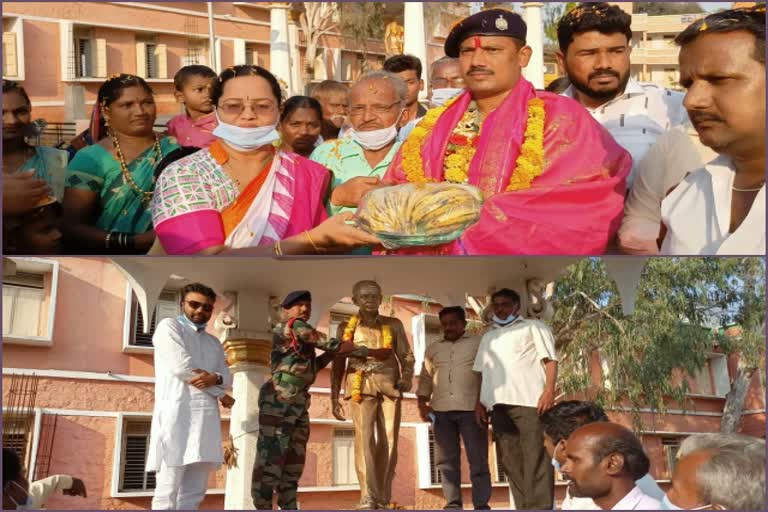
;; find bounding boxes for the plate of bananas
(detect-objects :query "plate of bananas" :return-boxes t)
[354,183,484,249]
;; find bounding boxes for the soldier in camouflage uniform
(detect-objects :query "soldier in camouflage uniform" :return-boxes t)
[252,290,390,510]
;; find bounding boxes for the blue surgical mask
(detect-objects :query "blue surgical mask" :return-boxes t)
[212,111,280,152]
[492,313,518,326]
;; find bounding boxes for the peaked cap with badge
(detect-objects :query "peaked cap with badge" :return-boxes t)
[444,8,528,58]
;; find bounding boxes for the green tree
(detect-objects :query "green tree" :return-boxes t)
[551,258,765,431]
[544,2,578,44]
[337,2,386,76]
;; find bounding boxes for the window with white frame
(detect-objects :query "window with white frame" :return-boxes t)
[245,43,261,67]
[3,30,18,78]
[332,429,358,485]
[2,414,33,469]
[130,289,180,347]
[72,28,106,79]
[182,44,207,67]
[661,436,681,480]
[3,272,45,338]
[136,37,167,79]
[427,427,442,485]
[118,419,157,492]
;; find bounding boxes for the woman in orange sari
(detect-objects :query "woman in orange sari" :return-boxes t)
[152,65,375,255]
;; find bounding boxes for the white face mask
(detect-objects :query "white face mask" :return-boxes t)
[212,111,280,152]
[492,313,518,326]
[431,87,464,107]
[349,110,403,150]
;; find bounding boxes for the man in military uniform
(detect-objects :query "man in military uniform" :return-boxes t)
[251,290,390,510]
[331,280,415,509]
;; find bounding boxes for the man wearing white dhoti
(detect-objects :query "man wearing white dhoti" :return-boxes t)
[147,282,234,510]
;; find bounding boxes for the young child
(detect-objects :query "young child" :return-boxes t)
[167,65,218,148]
[3,197,63,255]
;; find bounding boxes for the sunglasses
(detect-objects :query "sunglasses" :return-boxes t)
[184,300,214,312]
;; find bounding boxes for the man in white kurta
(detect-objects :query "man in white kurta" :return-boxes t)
[473,288,558,510]
[660,8,766,256]
[147,283,233,510]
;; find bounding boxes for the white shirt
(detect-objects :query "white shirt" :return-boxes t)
[28,475,73,509]
[612,485,662,510]
[146,316,232,471]
[619,124,717,254]
[473,317,558,409]
[562,80,688,187]
[661,154,766,255]
[560,474,664,510]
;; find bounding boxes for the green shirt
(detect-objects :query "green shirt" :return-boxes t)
[310,137,402,217]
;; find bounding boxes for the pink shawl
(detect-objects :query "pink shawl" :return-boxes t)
[383,78,631,255]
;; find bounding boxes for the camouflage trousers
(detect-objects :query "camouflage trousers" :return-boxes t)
[252,381,310,510]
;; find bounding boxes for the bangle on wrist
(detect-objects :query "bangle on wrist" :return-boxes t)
[273,240,283,256]
[105,231,113,250]
[304,230,321,254]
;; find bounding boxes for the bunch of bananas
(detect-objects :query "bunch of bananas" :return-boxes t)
[355,183,483,247]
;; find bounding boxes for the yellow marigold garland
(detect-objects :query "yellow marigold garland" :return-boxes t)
[344,316,392,403]
[403,97,546,192]
[506,98,546,192]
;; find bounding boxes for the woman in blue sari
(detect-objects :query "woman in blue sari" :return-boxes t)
[62,74,179,254]
[2,80,68,211]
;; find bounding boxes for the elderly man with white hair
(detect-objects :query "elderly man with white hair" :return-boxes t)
[661,433,765,510]
[311,71,411,221]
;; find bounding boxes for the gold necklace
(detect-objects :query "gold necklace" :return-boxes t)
[111,131,163,204]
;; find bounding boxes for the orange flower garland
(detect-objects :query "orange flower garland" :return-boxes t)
[403,97,546,192]
[343,316,392,403]
[506,98,546,192]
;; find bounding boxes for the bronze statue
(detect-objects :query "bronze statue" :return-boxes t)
[384,21,405,57]
[331,280,415,509]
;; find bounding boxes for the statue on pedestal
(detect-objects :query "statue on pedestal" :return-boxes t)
[331,280,415,509]
[385,21,405,56]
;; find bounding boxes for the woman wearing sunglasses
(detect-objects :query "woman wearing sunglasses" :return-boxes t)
[151,65,378,255]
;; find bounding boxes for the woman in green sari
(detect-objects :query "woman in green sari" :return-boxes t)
[2,80,68,212]
[62,74,179,254]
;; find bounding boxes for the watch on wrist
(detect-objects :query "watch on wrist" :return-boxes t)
[215,373,223,385]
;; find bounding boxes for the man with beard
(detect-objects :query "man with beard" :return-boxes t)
[147,283,234,510]
[560,423,660,510]
[556,3,688,186]
[660,6,765,255]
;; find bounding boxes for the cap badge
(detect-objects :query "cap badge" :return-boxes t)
[495,15,508,31]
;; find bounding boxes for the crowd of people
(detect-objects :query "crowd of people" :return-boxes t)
[2,3,764,256]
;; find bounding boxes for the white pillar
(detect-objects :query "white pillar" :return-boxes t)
[269,2,293,93]
[288,17,302,96]
[403,2,429,101]
[221,292,276,509]
[522,2,545,89]
[223,354,271,510]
